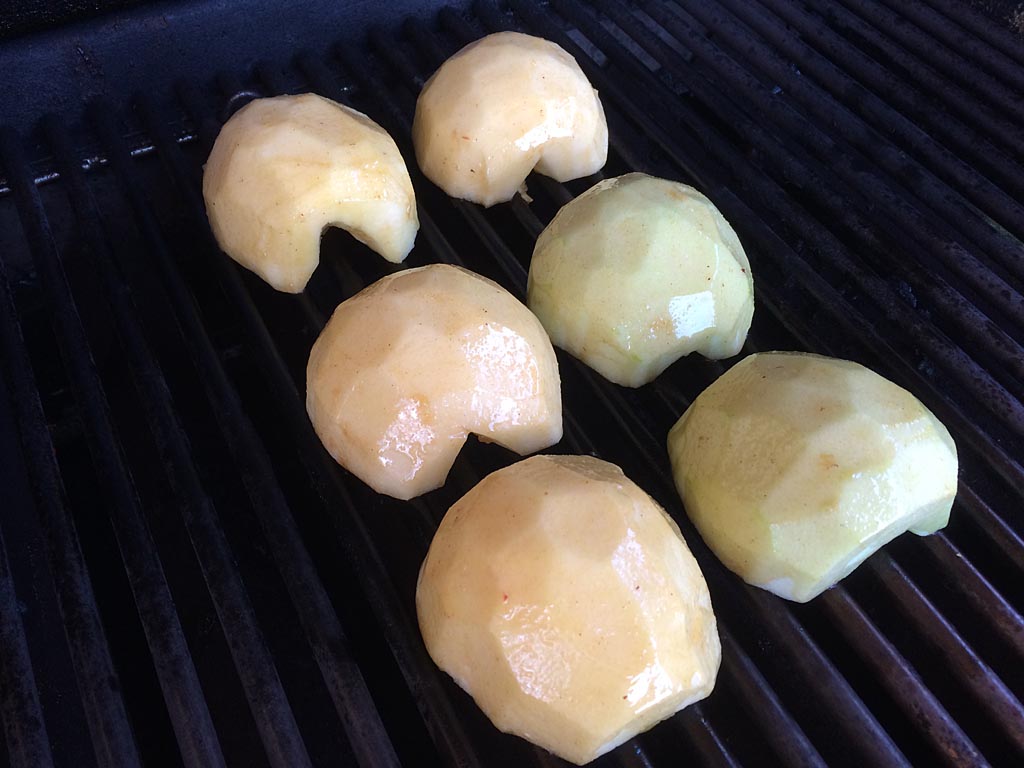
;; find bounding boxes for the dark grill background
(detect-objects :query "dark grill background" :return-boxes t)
[1,1,1022,766]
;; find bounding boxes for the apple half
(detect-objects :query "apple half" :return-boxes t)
[667,352,958,602]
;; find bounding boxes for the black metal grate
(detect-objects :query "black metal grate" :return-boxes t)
[1,1,1022,766]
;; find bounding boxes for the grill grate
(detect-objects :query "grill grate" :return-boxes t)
[1,1,1022,767]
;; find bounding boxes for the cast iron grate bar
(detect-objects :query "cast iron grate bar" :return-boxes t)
[647,0,1024,374]
[815,1,1024,176]
[707,0,1024,299]
[390,38,850,761]
[874,0,1024,94]
[236,43,655,768]
[248,26,720,768]
[532,0,1019,737]
[535,169,991,764]
[548,0,1019,757]
[622,0,1024,561]
[0,513,53,768]
[606,0,1024,428]
[919,0,1024,67]
[81,106,315,768]
[40,114,229,768]
[0,261,99,768]
[87,98,400,768]
[0,128,146,768]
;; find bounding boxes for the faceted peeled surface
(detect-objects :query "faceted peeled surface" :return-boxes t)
[417,455,720,765]
[527,173,754,387]
[305,264,562,500]
[412,31,608,207]
[667,352,958,603]
[203,93,418,293]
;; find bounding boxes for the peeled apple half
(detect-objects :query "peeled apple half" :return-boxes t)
[417,454,720,765]
[203,93,418,293]
[528,173,754,387]
[306,264,562,500]
[667,352,958,603]
[412,31,608,206]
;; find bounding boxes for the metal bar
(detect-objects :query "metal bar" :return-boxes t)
[918,0,1024,68]
[352,16,687,768]
[539,0,1024,552]
[301,45,593,465]
[718,633,827,767]
[0,518,54,768]
[720,0,1024,288]
[98,92,415,768]
[674,706,742,768]
[930,531,1024,643]
[42,115,229,768]
[818,588,987,766]
[585,0,1024,581]
[865,557,1024,757]
[535,6,1023,750]
[622,0,1024,548]
[86,106,315,768]
[328,35,617,768]
[0,129,143,768]
[954,484,1024,576]
[0,282,98,768]
[870,0,1024,95]
[807,0,1024,180]
[754,0,1024,214]
[0,5,1019,768]
[845,0,1024,123]
[236,55,586,768]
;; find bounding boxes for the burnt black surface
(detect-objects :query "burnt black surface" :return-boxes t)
[1,1,1023,767]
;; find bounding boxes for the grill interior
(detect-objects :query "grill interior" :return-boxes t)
[1,1,1023,767]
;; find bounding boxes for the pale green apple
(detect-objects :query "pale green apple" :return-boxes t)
[527,173,754,387]
[667,352,957,603]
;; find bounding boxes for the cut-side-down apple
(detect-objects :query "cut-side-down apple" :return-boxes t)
[413,31,608,207]
[667,352,958,603]
[306,264,562,500]
[528,173,754,387]
[417,454,720,765]
[203,93,418,293]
